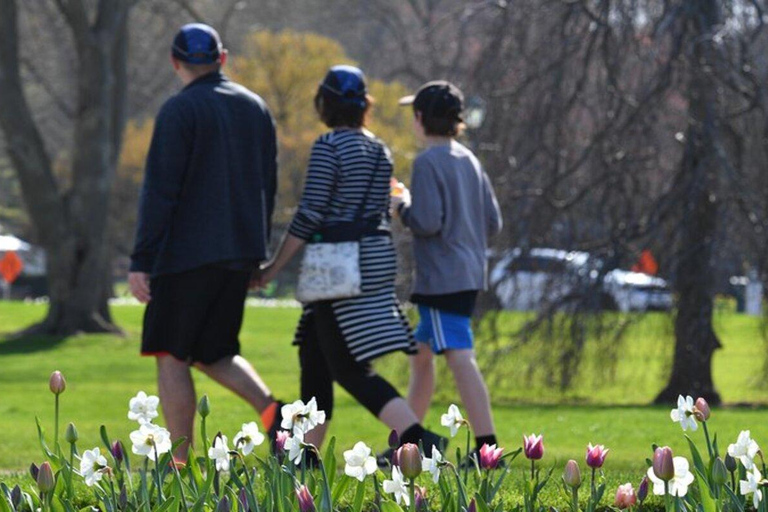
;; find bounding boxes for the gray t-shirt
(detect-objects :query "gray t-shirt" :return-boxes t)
[400,140,502,295]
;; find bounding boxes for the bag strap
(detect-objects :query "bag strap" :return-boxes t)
[353,142,384,222]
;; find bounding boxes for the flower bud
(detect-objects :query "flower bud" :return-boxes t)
[725,453,738,472]
[296,485,315,512]
[614,483,637,509]
[637,476,649,502]
[415,486,428,512]
[29,462,39,481]
[653,446,674,481]
[397,443,422,480]
[238,488,248,511]
[197,395,211,418]
[65,423,78,444]
[36,462,55,493]
[119,486,128,510]
[10,485,21,508]
[694,398,711,421]
[216,495,230,512]
[111,440,125,463]
[468,498,477,512]
[563,460,581,488]
[388,429,400,449]
[712,457,728,485]
[49,371,66,395]
[275,430,290,454]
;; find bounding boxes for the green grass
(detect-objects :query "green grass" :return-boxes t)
[1,302,768,496]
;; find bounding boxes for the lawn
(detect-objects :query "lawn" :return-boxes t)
[1,301,768,494]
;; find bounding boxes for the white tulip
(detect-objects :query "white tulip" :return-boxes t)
[728,430,760,470]
[343,442,377,482]
[234,422,265,456]
[646,456,695,497]
[128,391,160,425]
[130,423,172,461]
[79,447,108,487]
[669,395,698,432]
[382,466,410,506]
[440,404,465,438]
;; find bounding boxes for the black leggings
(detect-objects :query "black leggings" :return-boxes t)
[299,302,401,420]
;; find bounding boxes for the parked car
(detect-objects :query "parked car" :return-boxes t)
[489,247,673,312]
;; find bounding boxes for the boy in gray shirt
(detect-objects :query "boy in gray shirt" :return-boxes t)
[392,81,503,454]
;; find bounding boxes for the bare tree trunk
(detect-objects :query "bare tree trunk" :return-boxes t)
[655,0,723,405]
[0,0,132,335]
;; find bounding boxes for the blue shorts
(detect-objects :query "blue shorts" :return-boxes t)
[413,305,474,354]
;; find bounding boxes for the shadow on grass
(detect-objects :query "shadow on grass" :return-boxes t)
[0,333,68,355]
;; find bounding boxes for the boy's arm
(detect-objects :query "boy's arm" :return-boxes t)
[399,157,443,236]
[129,100,193,273]
[482,171,503,237]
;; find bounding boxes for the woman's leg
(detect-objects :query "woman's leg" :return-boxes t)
[313,303,419,436]
[300,313,334,447]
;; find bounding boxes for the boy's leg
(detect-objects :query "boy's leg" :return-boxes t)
[407,343,435,422]
[157,355,197,461]
[444,349,496,443]
[195,355,275,413]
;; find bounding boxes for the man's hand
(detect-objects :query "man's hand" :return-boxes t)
[128,272,151,303]
[249,267,262,290]
[257,261,278,289]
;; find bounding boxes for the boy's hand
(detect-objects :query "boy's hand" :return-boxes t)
[390,187,411,216]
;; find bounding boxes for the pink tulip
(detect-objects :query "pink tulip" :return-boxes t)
[296,485,315,512]
[49,371,66,395]
[523,434,544,460]
[586,443,609,468]
[397,443,422,479]
[614,483,637,509]
[653,446,674,481]
[37,462,55,493]
[275,431,290,454]
[694,397,711,421]
[479,443,504,470]
[563,459,582,488]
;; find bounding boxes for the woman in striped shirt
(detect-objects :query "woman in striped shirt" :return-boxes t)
[259,66,443,454]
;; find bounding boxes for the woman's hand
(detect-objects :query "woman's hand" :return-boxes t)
[257,261,278,288]
[390,187,411,217]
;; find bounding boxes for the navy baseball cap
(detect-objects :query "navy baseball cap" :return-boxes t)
[399,80,464,121]
[320,65,367,108]
[172,24,223,64]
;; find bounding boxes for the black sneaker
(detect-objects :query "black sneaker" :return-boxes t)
[418,429,448,456]
[376,447,396,469]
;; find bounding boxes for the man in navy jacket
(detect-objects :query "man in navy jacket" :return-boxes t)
[128,23,281,460]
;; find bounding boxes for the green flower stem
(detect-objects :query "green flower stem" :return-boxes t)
[463,424,471,484]
[170,457,189,512]
[373,473,382,511]
[570,487,579,512]
[234,453,260,512]
[663,481,670,512]
[591,467,596,504]
[201,416,209,458]
[702,421,714,460]
[153,444,164,506]
[315,447,333,512]
[409,478,416,512]
[108,475,119,512]
[67,443,75,499]
[54,394,60,453]
[531,459,535,481]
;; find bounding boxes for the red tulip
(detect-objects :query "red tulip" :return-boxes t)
[523,434,544,460]
[586,443,609,468]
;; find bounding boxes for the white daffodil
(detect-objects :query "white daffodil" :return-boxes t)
[280,398,326,436]
[233,422,265,456]
[79,447,109,487]
[129,423,172,461]
[440,404,465,438]
[669,395,698,432]
[208,435,231,472]
[383,466,410,506]
[284,433,305,465]
[646,456,695,497]
[344,441,377,482]
[740,466,763,509]
[422,445,443,483]
[128,391,160,424]
[728,430,760,470]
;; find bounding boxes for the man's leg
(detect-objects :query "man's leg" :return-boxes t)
[195,355,274,413]
[444,349,496,443]
[157,355,196,461]
[407,343,435,422]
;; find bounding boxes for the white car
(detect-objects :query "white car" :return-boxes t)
[489,248,673,312]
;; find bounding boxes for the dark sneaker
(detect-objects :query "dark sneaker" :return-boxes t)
[418,429,448,456]
[376,447,396,469]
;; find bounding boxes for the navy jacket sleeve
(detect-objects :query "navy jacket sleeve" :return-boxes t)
[130,99,193,272]
[264,111,278,238]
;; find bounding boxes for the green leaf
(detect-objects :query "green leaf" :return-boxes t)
[474,493,491,512]
[686,435,708,479]
[35,417,58,463]
[323,437,337,490]
[722,480,745,512]
[693,469,716,512]
[331,475,352,504]
[379,501,405,512]
[100,425,112,455]
[0,494,11,512]
[352,478,366,512]
[154,496,178,512]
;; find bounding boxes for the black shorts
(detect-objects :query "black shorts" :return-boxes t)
[141,265,251,364]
